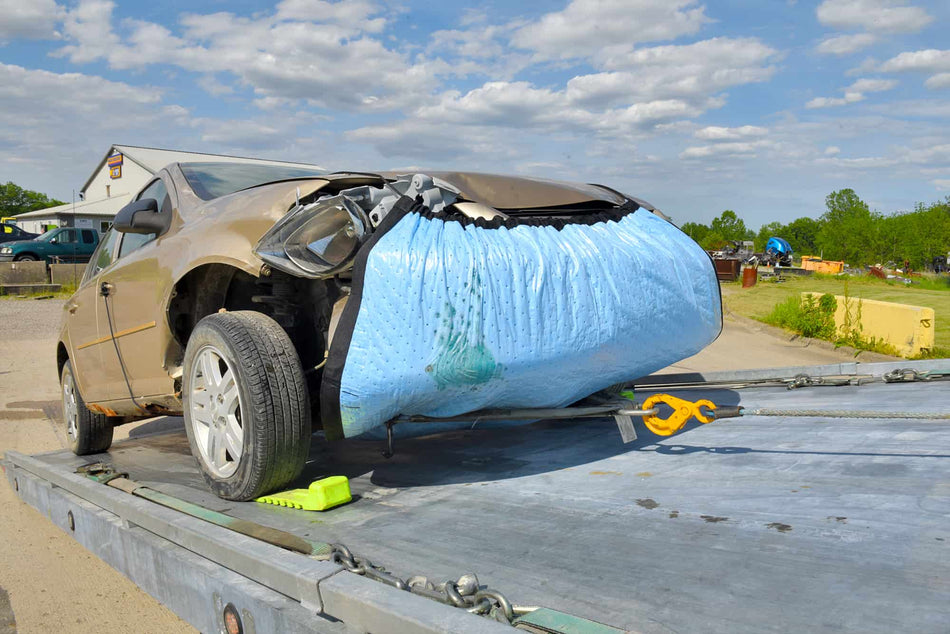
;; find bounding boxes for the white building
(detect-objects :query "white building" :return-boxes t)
[16,145,323,235]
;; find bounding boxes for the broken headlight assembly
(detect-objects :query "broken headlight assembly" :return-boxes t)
[254,173,470,278]
[254,195,368,278]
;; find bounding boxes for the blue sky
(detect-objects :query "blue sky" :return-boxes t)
[1,0,948,228]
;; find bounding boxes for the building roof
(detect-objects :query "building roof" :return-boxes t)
[15,194,131,219]
[81,144,325,194]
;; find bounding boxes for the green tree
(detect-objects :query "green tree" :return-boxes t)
[879,199,950,269]
[0,182,65,217]
[783,216,821,255]
[680,221,710,245]
[815,189,879,265]
[709,210,753,242]
[699,230,728,250]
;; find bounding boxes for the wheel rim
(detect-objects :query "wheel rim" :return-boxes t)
[62,368,79,442]
[188,345,244,478]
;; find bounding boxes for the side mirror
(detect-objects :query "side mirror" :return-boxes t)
[114,198,163,234]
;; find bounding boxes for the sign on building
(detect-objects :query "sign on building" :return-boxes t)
[108,152,123,179]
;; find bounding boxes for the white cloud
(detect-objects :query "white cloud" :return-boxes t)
[924,73,950,90]
[932,179,950,190]
[680,140,772,159]
[816,0,932,34]
[806,92,865,108]
[511,0,709,62]
[879,49,950,91]
[806,77,896,108]
[0,62,179,192]
[694,125,768,140]
[880,49,950,72]
[825,146,841,155]
[816,33,877,55]
[848,78,897,92]
[347,34,777,160]
[54,0,433,112]
[564,38,778,109]
[0,0,63,40]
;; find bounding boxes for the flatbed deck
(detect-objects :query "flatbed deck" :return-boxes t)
[6,361,950,633]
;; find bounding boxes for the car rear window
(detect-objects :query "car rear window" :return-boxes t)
[81,229,95,244]
[180,162,327,201]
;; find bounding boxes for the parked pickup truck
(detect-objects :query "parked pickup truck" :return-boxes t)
[0,226,99,263]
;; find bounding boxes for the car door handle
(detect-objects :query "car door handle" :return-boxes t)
[66,300,79,314]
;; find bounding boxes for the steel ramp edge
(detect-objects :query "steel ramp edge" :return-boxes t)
[636,358,950,386]
[2,451,511,634]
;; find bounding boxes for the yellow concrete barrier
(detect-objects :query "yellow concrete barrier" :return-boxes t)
[803,292,935,357]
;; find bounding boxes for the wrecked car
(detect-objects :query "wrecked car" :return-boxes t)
[58,162,722,500]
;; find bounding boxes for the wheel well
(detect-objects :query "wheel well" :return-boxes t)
[167,264,336,415]
[57,341,69,378]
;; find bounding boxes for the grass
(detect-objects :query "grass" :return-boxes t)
[723,273,950,357]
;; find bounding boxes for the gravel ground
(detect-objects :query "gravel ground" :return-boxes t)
[0,298,193,634]
[0,295,880,633]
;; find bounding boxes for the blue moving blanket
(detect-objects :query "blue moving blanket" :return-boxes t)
[322,201,721,439]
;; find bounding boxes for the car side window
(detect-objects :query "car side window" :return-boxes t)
[117,178,170,259]
[83,229,120,283]
[118,231,154,259]
[81,229,95,244]
[56,229,78,244]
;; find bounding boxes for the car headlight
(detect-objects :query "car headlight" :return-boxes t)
[254,195,368,278]
[0,247,11,254]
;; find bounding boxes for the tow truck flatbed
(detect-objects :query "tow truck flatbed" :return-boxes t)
[4,360,949,633]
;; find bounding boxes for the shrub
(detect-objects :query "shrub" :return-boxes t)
[764,293,837,339]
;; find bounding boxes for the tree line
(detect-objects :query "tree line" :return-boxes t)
[0,182,64,218]
[680,189,950,269]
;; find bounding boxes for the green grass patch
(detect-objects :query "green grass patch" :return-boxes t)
[725,273,950,356]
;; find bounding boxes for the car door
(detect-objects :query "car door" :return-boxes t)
[79,229,98,261]
[64,229,121,404]
[97,176,177,401]
[50,228,80,262]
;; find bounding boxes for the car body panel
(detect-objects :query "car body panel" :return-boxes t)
[396,171,628,209]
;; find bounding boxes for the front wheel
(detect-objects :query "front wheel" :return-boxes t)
[14,254,38,262]
[182,311,310,501]
[61,360,113,454]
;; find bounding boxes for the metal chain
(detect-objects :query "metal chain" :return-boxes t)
[329,544,518,624]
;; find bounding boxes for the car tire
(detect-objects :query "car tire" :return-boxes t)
[182,311,310,501]
[14,254,37,261]
[61,360,114,455]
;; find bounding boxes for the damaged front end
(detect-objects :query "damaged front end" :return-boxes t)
[254,173,722,440]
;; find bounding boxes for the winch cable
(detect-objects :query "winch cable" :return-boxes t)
[99,281,148,413]
[630,368,950,392]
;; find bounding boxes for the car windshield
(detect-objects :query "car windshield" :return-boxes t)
[180,162,327,201]
[34,230,58,242]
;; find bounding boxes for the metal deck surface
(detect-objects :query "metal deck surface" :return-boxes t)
[34,379,950,633]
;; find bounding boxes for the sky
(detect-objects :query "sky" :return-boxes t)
[0,0,948,228]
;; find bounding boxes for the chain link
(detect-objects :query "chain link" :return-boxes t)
[328,544,518,624]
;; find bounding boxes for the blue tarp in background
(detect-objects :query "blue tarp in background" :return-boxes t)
[337,208,721,437]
